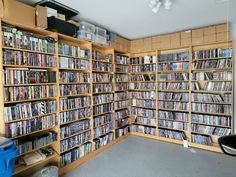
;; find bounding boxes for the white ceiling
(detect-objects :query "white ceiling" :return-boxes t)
[19,0,236,40]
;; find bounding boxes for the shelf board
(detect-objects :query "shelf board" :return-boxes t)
[115,90,130,92]
[158,99,189,103]
[93,82,113,84]
[59,93,91,98]
[59,68,90,72]
[130,115,156,119]
[114,98,130,102]
[60,140,91,154]
[132,105,156,110]
[191,90,232,93]
[191,122,231,128]
[58,54,89,60]
[188,142,221,153]
[130,63,156,66]
[192,57,232,61]
[115,116,129,120]
[93,111,114,117]
[60,129,91,141]
[191,101,232,105]
[2,46,55,55]
[93,91,114,94]
[130,81,156,83]
[158,118,189,123]
[4,83,56,87]
[115,107,130,111]
[3,64,56,69]
[157,70,189,73]
[5,112,57,124]
[115,63,129,66]
[158,90,189,93]
[158,108,189,113]
[192,80,232,82]
[93,130,114,139]
[92,70,113,73]
[60,117,91,126]
[134,98,156,101]
[13,153,57,176]
[192,68,232,72]
[11,126,57,140]
[115,123,130,129]
[4,97,57,104]
[92,59,112,64]
[130,72,156,74]
[93,121,113,129]
[93,101,114,106]
[158,80,189,83]
[60,106,91,113]
[158,60,189,64]
[132,122,156,127]
[191,111,232,116]
[59,82,90,85]
[158,126,187,132]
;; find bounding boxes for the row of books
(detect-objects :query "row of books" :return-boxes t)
[130,82,155,90]
[192,71,232,81]
[158,62,189,71]
[60,107,92,124]
[193,82,232,91]
[130,74,156,82]
[130,91,156,100]
[93,113,113,128]
[59,71,90,83]
[115,109,129,120]
[192,93,227,103]
[4,86,57,102]
[59,43,90,59]
[2,24,55,53]
[5,114,57,138]
[131,107,156,117]
[134,117,156,126]
[116,118,130,128]
[192,113,231,127]
[59,57,90,70]
[193,59,232,69]
[191,134,212,145]
[158,92,189,101]
[60,142,92,166]
[92,50,113,62]
[93,73,113,83]
[159,129,185,140]
[132,99,155,108]
[130,56,157,64]
[93,61,113,72]
[114,92,130,101]
[192,103,232,114]
[115,55,129,65]
[93,122,114,138]
[131,125,157,135]
[223,93,232,103]
[60,120,90,139]
[94,132,114,150]
[191,124,231,136]
[93,83,113,93]
[158,83,189,90]
[158,52,189,62]
[116,126,129,138]
[14,131,57,155]
[4,69,56,85]
[60,84,90,96]
[131,65,156,73]
[115,74,129,82]
[93,103,113,116]
[60,96,91,111]
[192,48,232,59]
[60,130,91,153]
[158,111,189,122]
[158,101,189,111]
[4,100,56,122]
[114,100,130,110]
[158,73,189,81]
[115,65,129,73]
[115,83,129,91]
[158,120,188,131]
[3,50,56,67]
[93,93,113,105]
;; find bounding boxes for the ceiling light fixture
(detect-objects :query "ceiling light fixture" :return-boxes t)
[149,0,173,13]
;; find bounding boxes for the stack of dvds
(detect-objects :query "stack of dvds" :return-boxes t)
[93,73,113,83]
[130,82,156,90]
[191,134,212,145]
[94,132,114,150]
[192,71,232,81]
[93,122,114,138]
[115,83,129,91]
[93,103,114,116]
[93,61,113,72]
[114,92,130,101]
[59,72,90,83]
[192,103,232,114]
[158,51,189,62]
[60,84,90,96]
[115,109,129,120]
[134,117,156,127]
[130,55,157,64]
[158,120,188,131]
[59,43,90,59]
[132,99,156,108]
[158,111,188,122]
[130,91,156,100]
[158,82,189,90]
[93,94,113,105]
[193,48,232,59]
[158,101,189,111]
[158,92,189,101]
[116,126,129,138]
[131,107,156,118]
[158,73,189,81]
[159,129,185,140]
[59,57,90,70]
[131,125,157,135]
[130,74,156,82]
[114,100,130,110]
[115,55,129,64]
[60,96,91,111]
[93,83,113,93]
[116,117,130,129]
[191,124,231,136]
[93,113,113,128]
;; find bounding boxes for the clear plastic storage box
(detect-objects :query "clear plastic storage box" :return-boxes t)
[77,30,94,41]
[95,26,106,38]
[79,21,95,33]
[94,35,107,45]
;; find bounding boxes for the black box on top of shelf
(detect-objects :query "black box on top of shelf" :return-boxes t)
[47,16,77,37]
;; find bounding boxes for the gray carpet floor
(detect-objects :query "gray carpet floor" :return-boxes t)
[64,136,236,177]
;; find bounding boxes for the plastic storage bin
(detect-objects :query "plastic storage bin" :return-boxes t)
[95,26,106,38]
[79,21,95,33]
[0,137,18,177]
[94,34,107,45]
[32,166,58,177]
[77,30,94,41]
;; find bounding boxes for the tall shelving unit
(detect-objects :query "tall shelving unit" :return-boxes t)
[0,21,59,176]
[129,51,158,135]
[114,52,131,138]
[57,34,93,167]
[189,42,233,151]
[92,44,115,150]
[156,48,191,142]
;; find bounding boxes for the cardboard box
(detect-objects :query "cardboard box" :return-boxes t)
[203,26,216,35]
[181,31,191,39]
[46,6,57,17]
[36,5,48,29]
[57,13,66,21]
[192,29,204,38]
[216,31,231,42]
[204,34,216,44]
[192,37,204,45]
[216,23,230,33]
[181,38,191,47]
[3,0,35,27]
